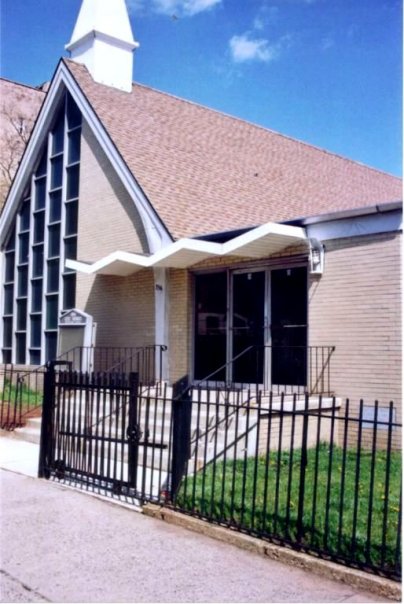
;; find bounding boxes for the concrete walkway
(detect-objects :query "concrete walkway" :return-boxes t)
[0,437,39,478]
[0,437,393,603]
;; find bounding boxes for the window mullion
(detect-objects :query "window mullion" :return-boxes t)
[41,130,53,365]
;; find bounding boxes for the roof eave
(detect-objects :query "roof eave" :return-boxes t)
[66,221,308,276]
[289,200,402,227]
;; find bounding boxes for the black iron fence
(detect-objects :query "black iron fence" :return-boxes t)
[39,366,401,581]
[196,345,335,396]
[170,390,401,580]
[58,345,167,384]
[0,364,45,429]
[0,345,167,430]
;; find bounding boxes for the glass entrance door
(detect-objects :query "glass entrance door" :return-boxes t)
[194,272,227,381]
[231,271,266,384]
[271,267,308,386]
[193,266,308,387]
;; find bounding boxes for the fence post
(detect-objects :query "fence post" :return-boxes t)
[127,372,140,489]
[296,393,309,542]
[170,375,192,501]
[38,362,56,479]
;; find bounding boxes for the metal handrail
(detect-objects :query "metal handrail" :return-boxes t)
[105,345,167,375]
[191,345,336,394]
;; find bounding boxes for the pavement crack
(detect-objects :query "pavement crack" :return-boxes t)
[336,592,362,602]
[0,568,52,602]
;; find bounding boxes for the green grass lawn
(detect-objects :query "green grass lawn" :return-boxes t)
[176,444,401,573]
[1,378,43,411]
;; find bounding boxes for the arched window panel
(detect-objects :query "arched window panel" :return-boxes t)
[19,200,31,232]
[67,94,82,130]
[35,144,48,178]
[49,190,62,223]
[34,177,47,211]
[4,227,16,252]
[68,128,81,165]
[4,253,15,283]
[52,109,65,156]
[63,274,76,311]
[65,200,78,236]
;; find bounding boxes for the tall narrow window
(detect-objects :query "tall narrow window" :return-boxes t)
[1,92,81,365]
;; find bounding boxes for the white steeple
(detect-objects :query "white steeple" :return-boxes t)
[66,0,139,93]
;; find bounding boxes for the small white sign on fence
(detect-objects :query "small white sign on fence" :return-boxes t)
[362,405,395,430]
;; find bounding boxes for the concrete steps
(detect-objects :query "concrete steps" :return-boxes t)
[0,416,42,445]
[3,389,330,474]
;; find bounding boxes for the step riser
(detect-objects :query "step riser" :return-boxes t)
[9,412,253,449]
[5,425,254,468]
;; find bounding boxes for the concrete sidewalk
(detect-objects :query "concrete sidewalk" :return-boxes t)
[0,436,39,478]
[0,437,394,603]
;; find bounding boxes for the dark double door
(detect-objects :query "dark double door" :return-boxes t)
[194,267,307,386]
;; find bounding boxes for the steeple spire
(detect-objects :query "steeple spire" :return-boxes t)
[66,0,139,93]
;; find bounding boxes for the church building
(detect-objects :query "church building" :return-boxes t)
[0,0,401,409]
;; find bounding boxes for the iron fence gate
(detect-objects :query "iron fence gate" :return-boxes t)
[38,363,192,503]
[38,362,141,497]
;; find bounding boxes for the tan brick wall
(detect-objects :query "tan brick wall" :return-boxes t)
[191,243,308,271]
[336,399,401,451]
[74,122,154,349]
[168,268,192,383]
[309,231,401,414]
[258,411,339,454]
[76,271,155,349]
[78,121,148,262]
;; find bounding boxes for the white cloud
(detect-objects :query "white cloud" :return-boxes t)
[152,0,181,14]
[229,34,277,63]
[126,0,146,13]
[252,4,279,31]
[182,0,222,16]
[127,0,222,17]
[253,16,265,31]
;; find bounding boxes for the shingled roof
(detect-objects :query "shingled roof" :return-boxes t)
[7,61,403,240]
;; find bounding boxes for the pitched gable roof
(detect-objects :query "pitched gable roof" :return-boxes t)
[66,59,401,240]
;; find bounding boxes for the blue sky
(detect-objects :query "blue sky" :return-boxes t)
[1,0,402,176]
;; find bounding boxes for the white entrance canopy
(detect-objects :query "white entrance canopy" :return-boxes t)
[66,222,310,277]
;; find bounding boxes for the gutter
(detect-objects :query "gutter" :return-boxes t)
[291,200,402,227]
[194,201,402,243]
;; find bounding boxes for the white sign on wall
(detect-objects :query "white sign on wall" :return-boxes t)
[362,405,395,431]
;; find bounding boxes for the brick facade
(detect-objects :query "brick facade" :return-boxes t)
[168,268,192,383]
[78,122,149,261]
[76,122,155,349]
[76,271,155,349]
[309,231,401,409]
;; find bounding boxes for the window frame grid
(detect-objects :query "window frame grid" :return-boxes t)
[1,91,81,365]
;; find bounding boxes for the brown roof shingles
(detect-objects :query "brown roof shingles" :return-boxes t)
[66,60,401,240]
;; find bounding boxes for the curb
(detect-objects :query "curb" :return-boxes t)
[143,504,401,602]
